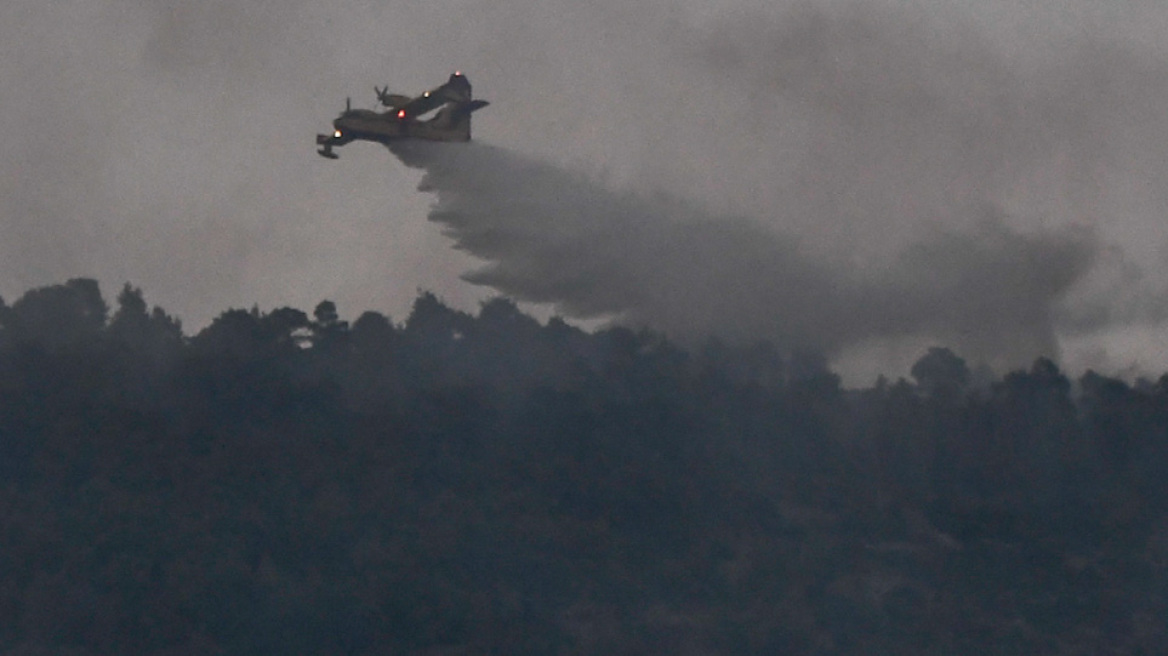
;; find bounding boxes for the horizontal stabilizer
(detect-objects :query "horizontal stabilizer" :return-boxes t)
[453,99,490,116]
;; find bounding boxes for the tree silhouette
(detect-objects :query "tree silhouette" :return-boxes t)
[911,346,971,399]
[0,279,1163,654]
[4,278,107,350]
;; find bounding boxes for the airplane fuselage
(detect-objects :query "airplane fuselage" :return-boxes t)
[330,110,473,145]
[316,72,486,159]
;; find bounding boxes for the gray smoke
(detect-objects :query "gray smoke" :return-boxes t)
[5,0,1168,377]
[390,140,1094,366]
[384,1,1168,374]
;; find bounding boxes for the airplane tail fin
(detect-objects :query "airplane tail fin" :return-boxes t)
[444,72,473,102]
[429,99,489,140]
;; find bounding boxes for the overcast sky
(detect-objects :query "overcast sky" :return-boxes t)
[5,0,1168,382]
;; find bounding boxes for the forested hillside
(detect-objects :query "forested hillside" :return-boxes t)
[0,279,1164,654]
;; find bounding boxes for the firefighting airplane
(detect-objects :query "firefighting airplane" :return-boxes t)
[316,72,488,159]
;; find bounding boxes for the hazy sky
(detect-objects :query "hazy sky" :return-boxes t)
[5,0,1168,382]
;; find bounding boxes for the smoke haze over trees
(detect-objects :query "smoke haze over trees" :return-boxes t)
[5,0,1168,377]
[390,140,1095,370]
[1,279,1165,654]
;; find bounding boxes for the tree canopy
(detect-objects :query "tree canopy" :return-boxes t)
[0,279,1164,654]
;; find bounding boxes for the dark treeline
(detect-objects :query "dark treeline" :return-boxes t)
[0,279,1165,654]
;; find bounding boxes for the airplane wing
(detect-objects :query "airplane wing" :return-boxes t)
[396,91,447,118]
[384,73,474,119]
[376,89,413,108]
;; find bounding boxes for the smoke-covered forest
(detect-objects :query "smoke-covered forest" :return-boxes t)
[0,278,1165,654]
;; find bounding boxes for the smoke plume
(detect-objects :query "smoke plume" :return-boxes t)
[5,0,1168,375]
[390,140,1094,366]
[385,1,1168,374]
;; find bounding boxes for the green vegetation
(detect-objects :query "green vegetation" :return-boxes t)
[0,279,1164,654]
